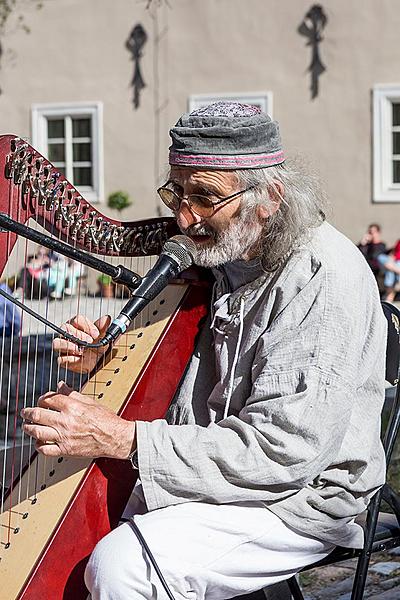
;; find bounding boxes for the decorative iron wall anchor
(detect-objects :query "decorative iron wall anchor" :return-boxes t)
[298,4,328,99]
[126,23,148,109]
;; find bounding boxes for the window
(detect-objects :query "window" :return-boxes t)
[188,92,273,117]
[373,85,400,202]
[31,102,103,203]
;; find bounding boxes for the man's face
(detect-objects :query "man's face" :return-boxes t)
[168,167,263,267]
[368,226,379,240]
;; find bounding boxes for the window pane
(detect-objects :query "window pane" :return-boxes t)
[393,160,400,183]
[72,118,91,138]
[73,167,92,186]
[393,103,400,126]
[48,142,65,163]
[394,132,400,155]
[47,119,65,139]
[73,142,91,162]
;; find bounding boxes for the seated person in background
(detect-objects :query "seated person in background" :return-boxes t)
[64,259,84,296]
[49,256,84,300]
[0,281,21,337]
[358,223,386,283]
[22,102,387,600]
[17,245,52,300]
[377,239,400,302]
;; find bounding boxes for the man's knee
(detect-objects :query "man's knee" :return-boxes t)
[84,523,151,599]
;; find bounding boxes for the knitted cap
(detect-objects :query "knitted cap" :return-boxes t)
[169,101,284,170]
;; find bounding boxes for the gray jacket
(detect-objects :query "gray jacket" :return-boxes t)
[135,222,386,548]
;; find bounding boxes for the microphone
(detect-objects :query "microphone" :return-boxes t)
[100,235,197,346]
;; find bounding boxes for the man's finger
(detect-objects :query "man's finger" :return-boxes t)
[68,314,102,339]
[36,441,62,457]
[57,355,89,372]
[93,315,112,339]
[35,389,58,402]
[56,381,90,402]
[38,386,95,408]
[62,322,95,343]
[53,338,82,356]
[21,404,61,427]
[35,393,69,412]
[23,423,60,443]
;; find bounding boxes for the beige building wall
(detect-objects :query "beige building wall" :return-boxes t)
[0,0,399,245]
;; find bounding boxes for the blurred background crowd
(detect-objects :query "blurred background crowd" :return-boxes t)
[358,225,400,301]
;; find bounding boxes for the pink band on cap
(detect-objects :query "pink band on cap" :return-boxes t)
[169,150,285,168]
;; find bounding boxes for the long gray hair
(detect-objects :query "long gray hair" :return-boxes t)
[237,158,327,271]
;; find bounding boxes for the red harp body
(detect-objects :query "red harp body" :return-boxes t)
[0,135,209,599]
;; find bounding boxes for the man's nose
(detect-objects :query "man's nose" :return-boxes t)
[176,199,202,230]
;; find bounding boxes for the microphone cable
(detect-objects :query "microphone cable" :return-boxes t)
[0,293,178,598]
[129,518,177,600]
[3,281,178,598]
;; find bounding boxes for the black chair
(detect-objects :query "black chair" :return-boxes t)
[237,301,400,600]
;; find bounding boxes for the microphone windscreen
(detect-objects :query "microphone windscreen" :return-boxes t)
[163,235,197,271]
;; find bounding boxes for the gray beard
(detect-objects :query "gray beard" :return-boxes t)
[183,209,263,268]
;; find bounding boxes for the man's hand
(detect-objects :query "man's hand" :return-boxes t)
[53,314,112,373]
[360,233,372,246]
[21,382,136,459]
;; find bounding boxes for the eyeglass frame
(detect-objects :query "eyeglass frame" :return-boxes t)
[156,182,255,218]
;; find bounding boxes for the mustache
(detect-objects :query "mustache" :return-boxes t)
[181,223,217,238]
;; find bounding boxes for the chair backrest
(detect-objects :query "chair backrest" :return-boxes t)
[382,302,400,386]
[381,302,400,464]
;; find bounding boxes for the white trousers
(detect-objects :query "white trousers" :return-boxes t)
[85,488,334,600]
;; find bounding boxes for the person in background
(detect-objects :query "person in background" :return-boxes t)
[0,281,21,337]
[377,239,400,302]
[358,224,387,284]
[64,259,84,296]
[49,256,83,300]
[16,245,52,300]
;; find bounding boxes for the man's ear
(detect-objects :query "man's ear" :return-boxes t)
[256,204,270,220]
[256,180,284,220]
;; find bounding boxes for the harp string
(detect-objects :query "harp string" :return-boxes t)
[8,182,27,542]
[4,180,24,543]
[1,183,15,545]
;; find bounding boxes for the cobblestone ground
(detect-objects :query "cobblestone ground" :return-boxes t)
[299,548,400,599]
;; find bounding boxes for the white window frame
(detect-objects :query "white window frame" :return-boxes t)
[373,84,400,203]
[31,101,104,203]
[188,91,273,117]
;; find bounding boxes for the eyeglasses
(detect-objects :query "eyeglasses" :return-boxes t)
[157,183,254,218]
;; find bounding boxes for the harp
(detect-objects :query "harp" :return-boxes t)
[0,135,209,599]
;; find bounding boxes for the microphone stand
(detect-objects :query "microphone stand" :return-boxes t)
[0,212,142,291]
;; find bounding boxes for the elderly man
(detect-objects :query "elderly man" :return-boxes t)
[21,102,386,600]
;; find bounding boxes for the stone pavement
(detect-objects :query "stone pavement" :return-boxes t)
[300,549,400,599]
